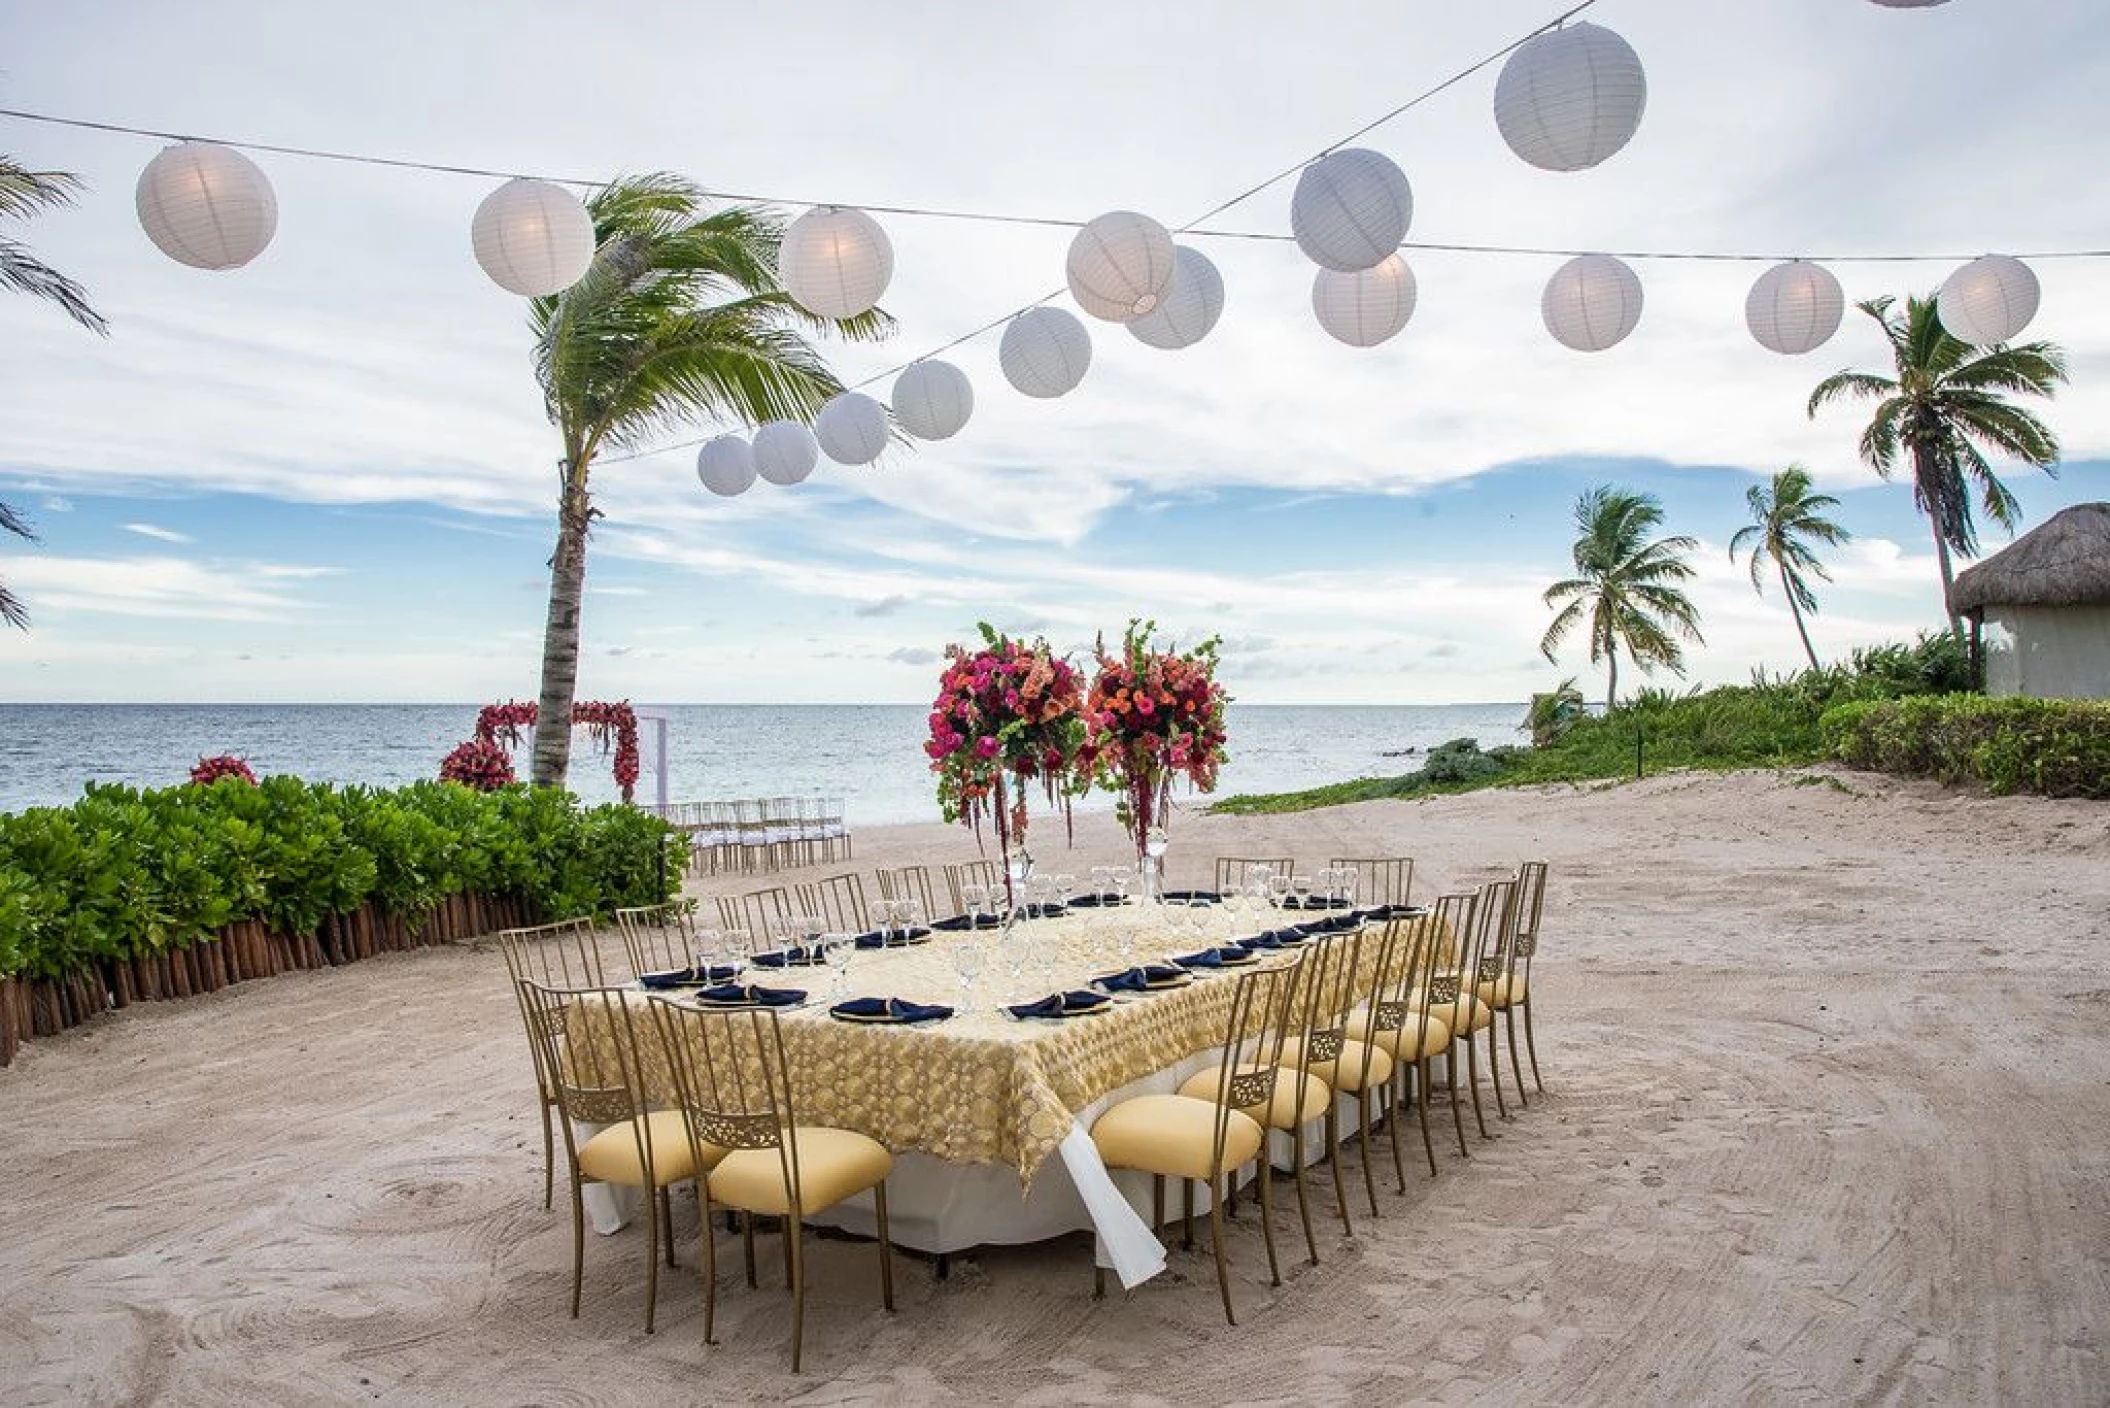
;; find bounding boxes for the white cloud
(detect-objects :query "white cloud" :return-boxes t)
[0,555,329,622]
[120,522,194,544]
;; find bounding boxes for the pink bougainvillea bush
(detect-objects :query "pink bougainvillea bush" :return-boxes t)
[438,738,517,791]
[188,755,259,787]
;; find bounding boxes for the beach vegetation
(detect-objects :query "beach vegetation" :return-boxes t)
[1729,464,1851,671]
[1807,293,2067,643]
[0,155,108,336]
[1539,486,1705,712]
[1822,694,2110,799]
[524,174,893,788]
[1525,677,1586,745]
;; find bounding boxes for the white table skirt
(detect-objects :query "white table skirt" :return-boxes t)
[573,1042,1443,1290]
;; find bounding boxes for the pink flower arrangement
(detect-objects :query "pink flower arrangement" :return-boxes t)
[1080,621,1231,860]
[473,698,640,801]
[926,624,1088,863]
[439,737,517,791]
[188,755,258,787]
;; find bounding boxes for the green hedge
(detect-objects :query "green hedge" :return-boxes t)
[0,778,684,982]
[1821,695,2110,799]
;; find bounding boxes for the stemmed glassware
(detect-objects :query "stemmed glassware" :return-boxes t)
[821,930,854,997]
[1267,870,1292,909]
[1089,865,1111,901]
[1110,866,1133,906]
[1053,873,1076,912]
[1337,865,1359,908]
[962,882,988,927]
[1143,827,1169,905]
[951,936,984,1014]
[694,926,725,977]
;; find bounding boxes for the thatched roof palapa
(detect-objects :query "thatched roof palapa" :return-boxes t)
[1952,501,2110,612]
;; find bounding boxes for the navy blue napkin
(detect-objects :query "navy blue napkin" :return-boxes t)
[638,964,741,989]
[1280,894,1351,911]
[751,946,828,968]
[1005,989,1110,1020]
[1066,893,1124,909]
[1172,948,1227,970]
[694,983,806,1007]
[829,996,954,1024]
[1095,964,1187,993]
[1159,890,1222,905]
[1230,933,1283,952]
[932,913,1004,932]
[854,926,933,949]
[1362,904,1427,922]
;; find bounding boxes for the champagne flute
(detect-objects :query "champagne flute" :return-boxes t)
[951,937,983,1015]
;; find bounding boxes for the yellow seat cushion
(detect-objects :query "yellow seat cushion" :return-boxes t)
[1278,1034,1394,1092]
[1410,991,1492,1033]
[1091,1094,1264,1182]
[577,1109,712,1187]
[1346,1006,1454,1059]
[707,1127,892,1217]
[1178,1064,1334,1130]
[1475,974,1528,1008]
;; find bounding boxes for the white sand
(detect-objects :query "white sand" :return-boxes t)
[1,765,2105,1404]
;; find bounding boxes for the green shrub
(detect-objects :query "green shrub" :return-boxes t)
[1420,737,1508,785]
[1822,695,2110,798]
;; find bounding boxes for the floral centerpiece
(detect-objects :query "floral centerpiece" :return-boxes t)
[188,755,258,786]
[925,624,1088,896]
[1080,620,1231,866]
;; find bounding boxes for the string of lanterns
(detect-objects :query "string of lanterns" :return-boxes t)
[99,0,2032,501]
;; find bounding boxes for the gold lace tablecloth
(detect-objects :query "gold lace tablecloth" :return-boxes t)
[580,903,1441,1187]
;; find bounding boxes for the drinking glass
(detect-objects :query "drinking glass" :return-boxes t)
[1111,866,1133,906]
[951,938,984,1014]
[1054,873,1077,910]
[902,899,926,935]
[822,931,854,996]
[720,929,753,970]
[962,882,988,925]
[1029,875,1057,920]
[693,927,724,976]
[1089,864,1111,900]
[1338,865,1360,907]
[1268,871,1292,908]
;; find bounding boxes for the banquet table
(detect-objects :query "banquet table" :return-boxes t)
[573,899,1438,1288]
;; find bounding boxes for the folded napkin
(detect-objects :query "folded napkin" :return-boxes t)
[932,913,1004,932]
[694,983,806,1008]
[829,996,954,1024]
[638,964,742,989]
[1005,989,1110,1020]
[1159,889,1222,905]
[751,946,828,968]
[1094,964,1188,993]
[1361,903,1428,922]
[1023,901,1069,919]
[1172,947,1241,970]
[1278,894,1351,911]
[1229,933,1283,952]
[1066,893,1124,909]
[854,926,933,950]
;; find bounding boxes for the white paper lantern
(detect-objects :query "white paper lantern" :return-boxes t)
[135,142,278,271]
[1746,261,1845,355]
[781,206,894,320]
[999,307,1092,399]
[1312,255,1417,348]
[1290,148,1413,273]
[1938,254,2040,345]
[1130,245,1225,351]
[696,435,756,497]
[469,178,596,298]
[891,361,974,441]
[1065,210,1176,322]
[1542,254,1644,352]
[815,392,889,465]
[752,420,821,486]
[1494,23,1648,173]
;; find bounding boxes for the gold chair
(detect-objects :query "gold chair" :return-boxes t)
[1091,962,1292,1324]
[518,982,711,1333]
[943,860,998,916]
[1470,878,1520,1122]
[1475,867,1541,1109]
[1348,904,1461,1180]
[650,1000,894,1372]
[717,885,799,940]
[496,919,613,1208]
[1213,856,1294,894]
[1412,886,1501,1140]
[1271,928,1390,1231]
[873,865,937,919]
[1327,855,1414,908]
[614,902,700,979]
[797,872,869,933]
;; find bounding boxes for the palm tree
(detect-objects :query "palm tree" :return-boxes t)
[0,499,34,630]
[1540,487,1705,712]
[1728,464,1851,672]
[1807,294,2064,643]
[1,156,109,336]
[525,174,892,787]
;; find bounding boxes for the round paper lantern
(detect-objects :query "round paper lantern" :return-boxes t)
[1312,255,1417,348]
[470,178,596,297]
[781,206,893,320]
[1065,211,1176,323]
[1494,23,1648,173]
[1937,254,2040,345]
[815,392,889,465]
[1542,254,1644,352]
[752,420,821,486]
[1746,261,1845,355]
[1130,245,1225,350]
[1290,148,1413,273]
[891,360,974,441]
[135,142,278,270]
[696,435,756,497]
[999,307,1092,399]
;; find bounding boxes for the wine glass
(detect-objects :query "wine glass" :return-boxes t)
[1029,874,1057,920]
[1337,865,1360,908]
[822,930,854,997]
[720,928,753,972]
[902,899,926,936]
[1089,864,1111,901]
[1054,873,1077,911]
[1111,866,1133,906]
[693,926,724,978]
[1267,870,1292,909]
[951,937,984,1014]
[877,898,902,942]
[962,881,988,926]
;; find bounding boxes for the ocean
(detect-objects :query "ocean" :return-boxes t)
[0,703,1529,824]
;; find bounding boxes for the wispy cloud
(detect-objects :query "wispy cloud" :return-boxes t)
[1,555,327,622]
[854,594,911,618]
[120,522,193,544]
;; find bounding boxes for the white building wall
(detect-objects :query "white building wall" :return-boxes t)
[1982,604,2110,699]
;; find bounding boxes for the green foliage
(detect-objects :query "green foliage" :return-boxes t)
[1540,485,1705,709]
[1822,695,2110,799]
[1525,679,1585,745]
[0,777,683,980]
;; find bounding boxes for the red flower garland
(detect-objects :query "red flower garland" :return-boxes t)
[471,699,640,801]
[188,755,258,787]
[1080,621,1231,862]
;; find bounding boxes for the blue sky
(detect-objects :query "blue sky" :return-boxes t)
[3,0,2108,704]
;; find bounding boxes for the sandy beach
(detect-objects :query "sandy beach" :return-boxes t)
[2,765,2106,1405]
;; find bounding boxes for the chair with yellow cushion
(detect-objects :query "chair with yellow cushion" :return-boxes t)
[650,1000,894,1372]
[1273,925,1397,1225]
[1328,855,1414,908]
[1404,889,1501,1145]
[517,982,711,1334]
[1466,878,1521,1122]
[1348,902,1462,1180]
[1091,961,1294,1324]
[1473,865,1542,1109]
[614,901,700,980]
[1512,860,1550,1095]
[496,919,613,1209]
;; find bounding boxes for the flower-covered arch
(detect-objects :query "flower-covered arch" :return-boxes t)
[468,699,640,801]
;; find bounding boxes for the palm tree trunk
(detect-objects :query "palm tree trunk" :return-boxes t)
[1928,520,1965,650]
[1781,561,1821,672]
[1604,639,1619,714]
[531,468,591,788]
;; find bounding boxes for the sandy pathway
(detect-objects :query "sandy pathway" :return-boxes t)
[1,766,2105,1405]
